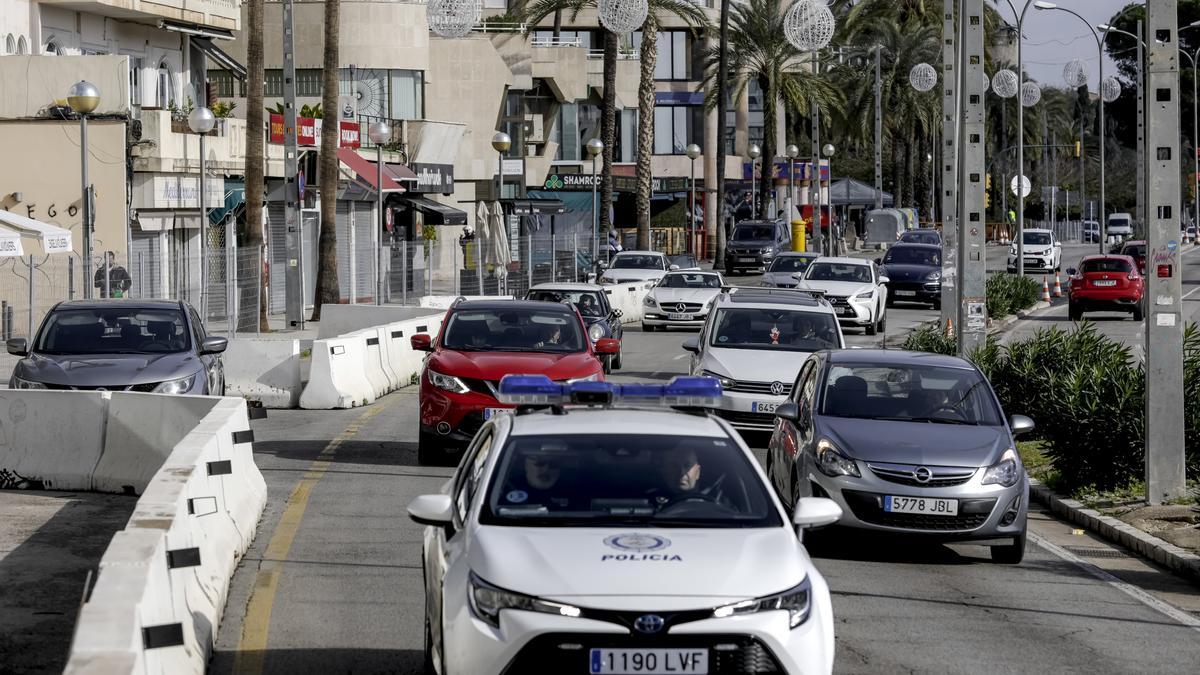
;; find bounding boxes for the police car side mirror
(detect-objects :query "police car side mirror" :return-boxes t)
[793,497,842,530]
[408,494,454,526]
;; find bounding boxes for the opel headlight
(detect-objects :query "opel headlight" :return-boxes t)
[981,448,1021,487]
[12,376,46,390]
[588,323,605,341]
[816,438,860,478]
[701,370,734,389]
[427,368,470,394]
[469,573,581,629]
[713,577,812,628]
[154,374,197,395]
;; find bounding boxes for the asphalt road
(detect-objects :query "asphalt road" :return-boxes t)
[212,306,1200,675]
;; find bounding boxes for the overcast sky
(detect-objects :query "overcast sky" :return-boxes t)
[992,0,1132,88]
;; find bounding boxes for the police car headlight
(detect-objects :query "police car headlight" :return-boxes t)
[588,323,606,341]
[427,368,470,394]
[713,577,812,628]
[469,573,581,629]
[816,439,860,478]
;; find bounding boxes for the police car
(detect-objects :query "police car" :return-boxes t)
[408,376,842,675]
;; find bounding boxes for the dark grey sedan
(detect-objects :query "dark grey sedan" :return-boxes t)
[8,299,227,395]
[766,349,1034,564]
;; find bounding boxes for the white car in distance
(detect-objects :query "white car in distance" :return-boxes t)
[684,288,845,432]
[643,271,726,331]
[408,376,842,675]
[797,258,888,335]
[600,250,675,285]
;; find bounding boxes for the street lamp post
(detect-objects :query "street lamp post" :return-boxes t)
[686,143,702,256]
[785,144,800,243]
[67,81,99,299]
[491,131,511,273]
[368,121,391,305]
[1177,22,1200,237]
[747,144,761,220]
[586,138,604,264]
[188,106,216,317]
[1098,22,1147,252]
[822,143,836,256]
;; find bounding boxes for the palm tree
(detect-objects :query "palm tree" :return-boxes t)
[634,1,710,250]
[713,0,730,262]
[244,0,267,331]
[312,0,341,320]
[701,0,843,225]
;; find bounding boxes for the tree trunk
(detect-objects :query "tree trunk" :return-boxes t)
[553,10,563,38]
[903,135,914,212]
[891,138,903,205]
[714,0,731,263]
[312,0,341,321]
[600,31,618,244]
[244,0,267,331]
[635,20,657,250]
[759,75,776,222]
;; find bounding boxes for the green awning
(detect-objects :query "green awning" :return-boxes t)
[527,190,610,212]
[209,179,246,225]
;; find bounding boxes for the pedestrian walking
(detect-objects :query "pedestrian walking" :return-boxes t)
[94,251,132,298]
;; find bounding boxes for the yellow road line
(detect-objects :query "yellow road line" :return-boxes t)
[233,403,387,675]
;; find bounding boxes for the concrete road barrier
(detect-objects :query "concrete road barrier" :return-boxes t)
[603,282,652,324]
[0,391,107,491]
[418,294,513,309]
[316,305,445,339]
[299,335,378,409]
[223,339,302,408]
[357,329,392,399]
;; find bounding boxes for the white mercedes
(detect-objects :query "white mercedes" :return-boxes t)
[409,375,842,675]
[642,271,726,331]
[798,257,889,335]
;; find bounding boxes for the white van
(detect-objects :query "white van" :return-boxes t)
[1107,213,1134,238]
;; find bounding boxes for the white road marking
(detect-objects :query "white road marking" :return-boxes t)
[1029,531,1200,633]
[673,353,689,361]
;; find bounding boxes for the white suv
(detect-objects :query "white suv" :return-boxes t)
[683,288,845,432]
[798,257,889,335]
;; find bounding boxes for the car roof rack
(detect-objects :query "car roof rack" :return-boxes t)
[719,286,827,302]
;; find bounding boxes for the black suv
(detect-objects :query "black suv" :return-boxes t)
[724,220,792,274]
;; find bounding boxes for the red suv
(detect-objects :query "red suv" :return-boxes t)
[1067,255,1145,322]
[411,299,619,464]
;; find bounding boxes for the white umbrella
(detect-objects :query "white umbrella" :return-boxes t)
[474,201,491,272]
[489,200,510,276]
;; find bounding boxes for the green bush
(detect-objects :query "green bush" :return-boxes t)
[985,273,1041,319]
[1185,324,1200,476]
[901,324,956,355]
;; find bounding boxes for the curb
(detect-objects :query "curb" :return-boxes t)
[986,300,1054,338]
[1029,481,1200,585]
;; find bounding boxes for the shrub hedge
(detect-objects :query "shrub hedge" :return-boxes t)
[985,273,1041,319]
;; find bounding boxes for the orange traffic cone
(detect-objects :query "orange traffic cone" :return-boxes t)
[944,317,954,338]
[1041,276,1052,303]
[1052,272,1063,298]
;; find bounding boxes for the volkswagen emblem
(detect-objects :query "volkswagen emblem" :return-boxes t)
[913,467,932,483]
[769,381,786,396]
[633,614,665,634]
[675,303,687,313]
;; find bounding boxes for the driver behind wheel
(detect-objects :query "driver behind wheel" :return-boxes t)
[647,447,734,510]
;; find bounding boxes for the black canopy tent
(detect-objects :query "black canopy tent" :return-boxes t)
[829,177,894,207]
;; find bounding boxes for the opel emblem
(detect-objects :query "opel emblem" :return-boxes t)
[914,467,932,483]
[634,614,665,634]
[769,381,786,396]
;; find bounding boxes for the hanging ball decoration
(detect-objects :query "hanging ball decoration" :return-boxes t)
[992,68,1019,98]
[982,72,991,94]
[1021,82,1042,107]
[909,63,938,92]
[597,0,649,34]
[784,0,836,52]
[1102,76,1122,103]
[427,0,477,38]
[1063,59,1088,88]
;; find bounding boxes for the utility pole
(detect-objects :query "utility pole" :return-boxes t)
[941,0,959,329]
[958,0,987,355]
[1144,0,1186,503]
[282,0,304,328]
[874,45,883,212]
[1137,19,1146,238]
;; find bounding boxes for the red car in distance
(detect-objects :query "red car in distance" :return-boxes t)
[1067,255,1145,322]
[410,298,619,464]
[1118,240,1147,275]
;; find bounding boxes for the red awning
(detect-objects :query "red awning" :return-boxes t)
[338,147,403,192]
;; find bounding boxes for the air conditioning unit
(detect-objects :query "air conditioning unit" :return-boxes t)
[524,114,544,144]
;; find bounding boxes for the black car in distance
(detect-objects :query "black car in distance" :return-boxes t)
[877,243,943,309]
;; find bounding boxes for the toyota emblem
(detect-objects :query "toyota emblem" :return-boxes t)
[633,614,665,634]
[913,467,932,483]
[769,381,786,396]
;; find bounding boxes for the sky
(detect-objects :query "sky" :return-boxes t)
[993,0,1131,88]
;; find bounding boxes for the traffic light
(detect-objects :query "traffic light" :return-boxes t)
[985,173,992,190]
[985,190,991,209]
[1074,140,1081,157]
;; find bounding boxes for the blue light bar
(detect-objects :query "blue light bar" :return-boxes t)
[497,374,722,407]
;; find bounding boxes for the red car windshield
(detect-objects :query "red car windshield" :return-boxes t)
[1081,259,1133,274]
[442,308,586,353]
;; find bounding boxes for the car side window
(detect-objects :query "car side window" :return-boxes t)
[188,308,206,346]
[792,361,814,404]
[454,429,495,524]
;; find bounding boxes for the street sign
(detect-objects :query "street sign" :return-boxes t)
[1010,175,1031,198]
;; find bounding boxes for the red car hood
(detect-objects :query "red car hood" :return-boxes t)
[429,349,603,381]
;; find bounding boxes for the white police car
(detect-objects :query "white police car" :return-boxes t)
[408,376,843,675]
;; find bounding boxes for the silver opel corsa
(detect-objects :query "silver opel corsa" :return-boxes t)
[765,349,1033,564]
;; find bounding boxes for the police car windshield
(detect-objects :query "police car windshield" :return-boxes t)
[710,308,840,352]
[442,309,585,352]
[527,290,605,317]
[611,255,665,270]
[481,434,781,528]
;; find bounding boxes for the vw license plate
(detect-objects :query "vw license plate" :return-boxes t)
[751,401,778,414]
[883,495,958,516]
[667,313,693,321]
[482,407,511,420]
[1093,279,1117,287]
[590,649,708,674]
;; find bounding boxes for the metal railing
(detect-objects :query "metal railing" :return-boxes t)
[532,36,584,47]
[587,48,640,60]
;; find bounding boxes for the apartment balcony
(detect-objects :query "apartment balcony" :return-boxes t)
[38,0,241,32]
[0,55,132,118]
[131,109,284,176]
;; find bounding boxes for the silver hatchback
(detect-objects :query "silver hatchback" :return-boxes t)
[765,349,1033,564]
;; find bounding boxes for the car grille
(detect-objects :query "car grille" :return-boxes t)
[657,301,704,312]
[41,382,160,392]
[501,634,783,674]
[725,379,793,396]
[712,409,776,430]
[461,378,498,397]
[826,295,849,308]
[867,463,976,488]
[842,489,996,531]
